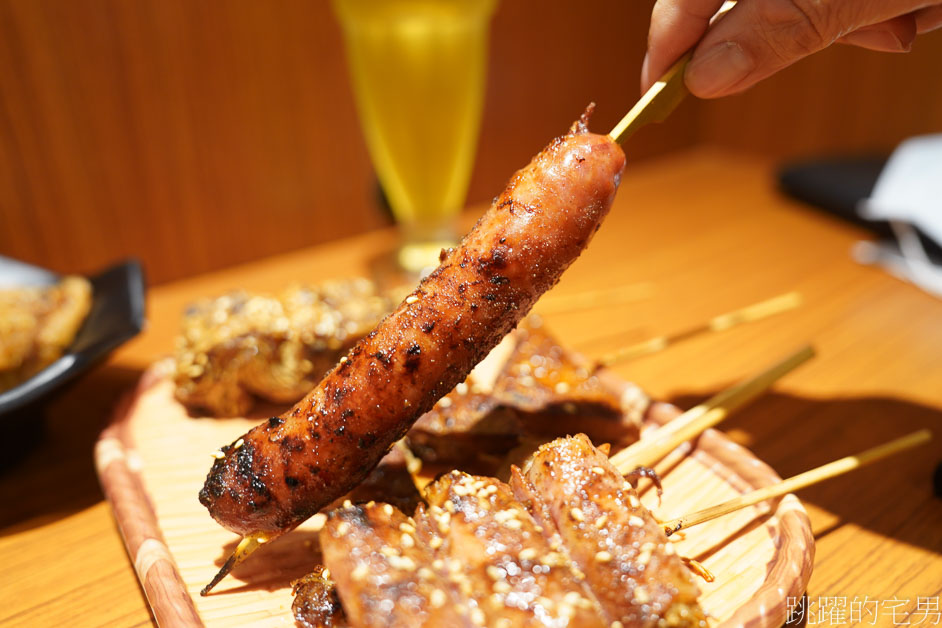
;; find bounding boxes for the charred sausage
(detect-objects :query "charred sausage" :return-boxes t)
[199,110,625,541]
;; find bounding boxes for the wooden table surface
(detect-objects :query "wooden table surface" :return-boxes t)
[1,146,940,627]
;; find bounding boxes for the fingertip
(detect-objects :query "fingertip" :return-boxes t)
[644,0,727,93]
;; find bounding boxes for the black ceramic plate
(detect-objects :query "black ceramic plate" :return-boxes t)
[0,256,146,418]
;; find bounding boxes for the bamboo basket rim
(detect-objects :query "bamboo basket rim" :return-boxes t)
[96,361,814,628]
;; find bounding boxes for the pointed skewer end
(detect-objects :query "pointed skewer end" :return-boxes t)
[200,532,268,596]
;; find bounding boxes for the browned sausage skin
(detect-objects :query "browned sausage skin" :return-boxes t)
[199,111,625,540]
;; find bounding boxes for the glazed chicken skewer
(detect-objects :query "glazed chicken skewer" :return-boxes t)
[311,434,705,628]
[302,426,932,627]
[300,372,931,628]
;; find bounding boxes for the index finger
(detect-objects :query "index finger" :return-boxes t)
[643,0,727,92]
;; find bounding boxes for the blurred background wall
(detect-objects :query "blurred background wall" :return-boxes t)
[1,0,940,285]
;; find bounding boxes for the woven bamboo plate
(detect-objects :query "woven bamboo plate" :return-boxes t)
[96,358,814,627]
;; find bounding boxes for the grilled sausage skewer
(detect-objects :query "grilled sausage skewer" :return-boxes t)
[199,109,626,593]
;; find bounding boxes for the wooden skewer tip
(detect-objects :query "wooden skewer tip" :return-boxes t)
[200,532,268,596]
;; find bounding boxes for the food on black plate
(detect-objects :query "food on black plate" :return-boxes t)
[0,275,92,393]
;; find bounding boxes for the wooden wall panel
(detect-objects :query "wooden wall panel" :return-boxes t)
[0,0,939,285]
[695,36,942,159]
[0,0,379,283]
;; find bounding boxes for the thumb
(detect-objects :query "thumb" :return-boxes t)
[683,0,913,98]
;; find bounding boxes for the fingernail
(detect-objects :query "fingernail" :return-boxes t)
[840,28,911,52]
[640,52,652,94]
[686,41,754,98]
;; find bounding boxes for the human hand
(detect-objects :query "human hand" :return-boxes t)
[642,0,942,98]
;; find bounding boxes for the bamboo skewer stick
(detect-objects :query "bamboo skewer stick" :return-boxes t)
[535,282,654,316]
[395,438,433,492]
[596,292,802,367]
[609,52,692,145]
[611,344,815,473]
[201,531,269,596]
[608,1,736,144]
[662,429,933,536]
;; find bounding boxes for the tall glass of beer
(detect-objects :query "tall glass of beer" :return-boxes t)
[333,0,497,275]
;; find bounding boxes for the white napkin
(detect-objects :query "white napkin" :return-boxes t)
[855,134,942,297]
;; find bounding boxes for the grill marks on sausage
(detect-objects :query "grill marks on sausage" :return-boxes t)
[233,445,259,490]
[332,386,349,404]
[483,246,509,271]
[404,343,422,372]
[209,441,272,514]
[280,436,305,454]
[372,350,392,368]
[357,433,378,450]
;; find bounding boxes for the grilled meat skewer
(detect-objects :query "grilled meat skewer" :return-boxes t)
[309,435,705,628]
[199,111,625,577]
[320,502,470,627]
[513,434,704,626]
[418,471,606,626]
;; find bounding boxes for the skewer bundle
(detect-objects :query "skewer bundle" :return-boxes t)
[307,434,705,628]
[289,340,929,627]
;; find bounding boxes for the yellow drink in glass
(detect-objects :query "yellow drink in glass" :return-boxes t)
[333,0,497,273]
